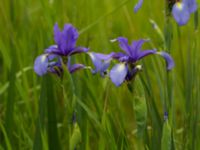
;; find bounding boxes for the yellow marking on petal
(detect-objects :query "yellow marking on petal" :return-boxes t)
[177,2,183,10]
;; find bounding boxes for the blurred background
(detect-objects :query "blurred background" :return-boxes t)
[0,0,200,149]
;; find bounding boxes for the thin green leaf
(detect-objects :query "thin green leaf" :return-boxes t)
[161,120,172,150]
[46,75,61,150]
[70,123,81,150]
[33,78,47,150]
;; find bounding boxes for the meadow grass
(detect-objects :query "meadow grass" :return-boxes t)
[0,0,200,149]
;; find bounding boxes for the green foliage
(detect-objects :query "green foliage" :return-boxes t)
[0,0,200,149]
[161,120,172,150]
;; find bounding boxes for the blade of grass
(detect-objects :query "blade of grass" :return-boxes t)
[33,78,47,150]
[46,75,61,150]
[79,0,130,34]
[0,123,12,150]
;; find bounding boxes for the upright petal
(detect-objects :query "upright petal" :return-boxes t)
[130,39,149,59]
[53,23,62,46]
[117,37,132,56]
[172,2,190,26]
[157,52,175,71]
[34,54,49,76]
[134,0,143,13]
[62,24,79,54]
[137,49,157,60]
[110,63,128,86]
[54,24,79,55]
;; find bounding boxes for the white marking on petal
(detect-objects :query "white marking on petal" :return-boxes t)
[136,65,142,71]
[41,55,47,62]
[116,63,126,72]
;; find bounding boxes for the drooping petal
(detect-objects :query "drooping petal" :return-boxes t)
[99,60,111,77]
[68,47,89,56]
[183,0,198,13]
[157,52,175,71]
[112,52,128,60]
[172,2,190,26]
[134,0,143,13]
[68,64,85,73]
[47,54,62,65]
[110,63,128,86]
[45,45,63,55]
[34,54,49,76]
[88,52,112,74]
[137,49,157,60]
[112,52,130,62]
[130,39,149,59]
[117,37,132,56]
[93,52,115,60]
[88,52,103,73]
[118,56,130,62]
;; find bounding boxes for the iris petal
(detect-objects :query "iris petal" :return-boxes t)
[172,2,190,26]
[34,54,49,76]
[45,45,62,55]
[53,23,79,55]
[88,52,112,74]
[62,24,79,53]
[53,23,62,46]
[68,64,85,73]
[69,47,89,56]
[183,0,198,13]
[92,52,115,60]
[137,49,157,60]
[117,37,132,56]
[112,52,128,60]
[157,51,175,71]
[110,63,128,86]
[134,0,143,13]
[131,39,149,59]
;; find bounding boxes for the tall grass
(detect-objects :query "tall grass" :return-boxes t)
[0,0,199,149]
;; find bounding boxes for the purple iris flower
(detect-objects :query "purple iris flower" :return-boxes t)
[34,23,89,76]
[90,37,174,87]
[134,0,143,13]
[172,2,190,26]
[172,0,198,26]
[110,37,174,86]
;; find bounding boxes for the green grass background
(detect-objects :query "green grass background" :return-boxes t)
[0,0,200,149]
